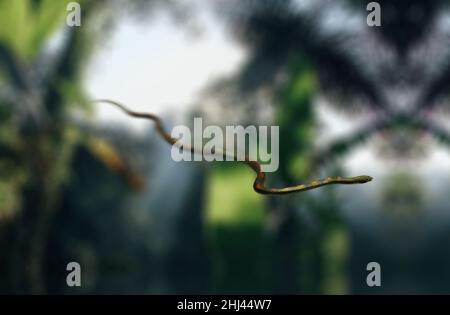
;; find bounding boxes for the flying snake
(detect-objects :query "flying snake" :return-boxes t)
[95,100,372,195]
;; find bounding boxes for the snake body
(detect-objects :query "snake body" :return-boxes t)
[95,100,372,195]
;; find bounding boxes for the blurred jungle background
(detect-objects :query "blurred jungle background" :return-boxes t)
[3,0,450,294]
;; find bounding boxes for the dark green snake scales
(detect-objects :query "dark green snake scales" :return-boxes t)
[96,100,373,195]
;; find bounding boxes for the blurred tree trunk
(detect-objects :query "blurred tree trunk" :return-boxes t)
[266,57,317,293]
[267,197,302,293]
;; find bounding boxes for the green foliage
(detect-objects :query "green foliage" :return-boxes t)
[276,56,317,182]
[302,179,348,293]
[0,102,24,219]
[206,165,269,293]
[0,0,101,293]
[0,0,72,60]
[206,164,265,225]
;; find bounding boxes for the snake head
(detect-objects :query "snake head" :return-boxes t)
[355,175,373,183]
